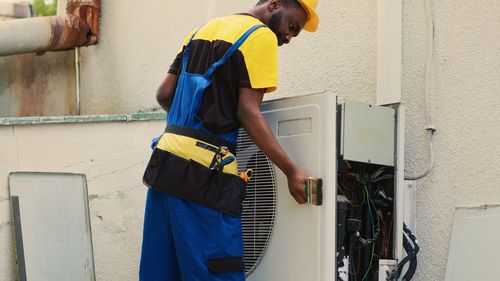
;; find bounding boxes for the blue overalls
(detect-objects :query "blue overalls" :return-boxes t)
[140,24,265,281]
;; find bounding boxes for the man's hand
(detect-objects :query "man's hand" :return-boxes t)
[237,87,309,204]
[286,166,308,204]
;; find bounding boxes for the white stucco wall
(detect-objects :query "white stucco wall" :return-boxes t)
[79,0,376,115]
[0,118,165,281]
[403,1,500,280]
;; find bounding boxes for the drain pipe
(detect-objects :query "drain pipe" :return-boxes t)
[0,0,100,56]
[404,0,436,180]
[75,47,81,115]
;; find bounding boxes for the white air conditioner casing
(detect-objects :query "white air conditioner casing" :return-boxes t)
[243,92,337,281]
[239,92,405,281]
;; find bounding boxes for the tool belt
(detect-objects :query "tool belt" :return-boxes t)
[143,127,246,217]
[165,125,236,155]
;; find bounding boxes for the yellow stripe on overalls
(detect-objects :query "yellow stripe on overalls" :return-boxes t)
[156,133,238,175]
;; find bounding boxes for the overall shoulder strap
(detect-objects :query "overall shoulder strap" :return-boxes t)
[181,29,200,73]
[204,24,266,78]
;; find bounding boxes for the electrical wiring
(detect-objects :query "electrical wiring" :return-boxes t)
[370,180,394,258]
[360,183,378,281]
[371,166,394,183]
[338,183,365,207]
[349,235,358,281]
[380,210,393,257]
[401,224,419,280]
[339,165,394,281]
[386,224,420,280]
[372,174,394,182]
[356,184,381,246]
[370,166,385,181]
[365,183,381,236]
[360,218,374,280]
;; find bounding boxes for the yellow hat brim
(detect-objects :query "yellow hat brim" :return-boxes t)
[298,0,319,32]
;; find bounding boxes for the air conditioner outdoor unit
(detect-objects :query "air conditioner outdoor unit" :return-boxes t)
[237,92,405,281]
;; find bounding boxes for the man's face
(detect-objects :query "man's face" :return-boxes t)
[268,5,307,46]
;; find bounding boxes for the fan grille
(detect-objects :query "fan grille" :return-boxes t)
[237,129,277,276]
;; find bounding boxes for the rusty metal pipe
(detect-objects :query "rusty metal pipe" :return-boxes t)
[0,0,100,57]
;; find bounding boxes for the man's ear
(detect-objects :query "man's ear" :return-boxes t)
[267,0,280,12]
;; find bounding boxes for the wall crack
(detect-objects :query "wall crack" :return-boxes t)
[0,221,13,231]
[88,184,143,201]
[87,160,146,182]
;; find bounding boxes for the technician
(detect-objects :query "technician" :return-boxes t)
[140,0,319,280]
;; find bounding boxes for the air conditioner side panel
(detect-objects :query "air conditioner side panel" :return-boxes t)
[247,93,336,281]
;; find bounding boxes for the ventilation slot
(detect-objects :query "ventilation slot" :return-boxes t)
[237,129,277,276]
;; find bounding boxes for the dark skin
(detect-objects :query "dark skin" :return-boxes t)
[157,0,309,204]
[249,0,307,46]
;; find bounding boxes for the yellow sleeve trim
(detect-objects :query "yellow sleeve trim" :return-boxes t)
[240,30,278,93]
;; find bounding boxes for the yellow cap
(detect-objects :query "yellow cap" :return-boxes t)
[297,0,319,32]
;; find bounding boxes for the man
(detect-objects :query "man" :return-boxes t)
[140,0,319,280]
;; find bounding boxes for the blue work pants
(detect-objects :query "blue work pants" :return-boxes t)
[139,188,245,281]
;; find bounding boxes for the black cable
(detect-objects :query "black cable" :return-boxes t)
[386,223,419,281]
[349,235,358,281]
[402,224,419,281]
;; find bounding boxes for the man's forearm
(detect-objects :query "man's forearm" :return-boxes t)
[237,88,308,204]
[236,89,296,177]
[238,107,296,176]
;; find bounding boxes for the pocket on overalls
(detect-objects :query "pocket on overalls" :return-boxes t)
[207,257,245,274]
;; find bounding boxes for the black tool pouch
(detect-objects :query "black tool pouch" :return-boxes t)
[142,148,246,217]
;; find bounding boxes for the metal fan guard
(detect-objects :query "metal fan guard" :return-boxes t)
[237,129,277,276]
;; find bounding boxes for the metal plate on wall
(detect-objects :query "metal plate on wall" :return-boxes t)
[9,172,95,281]
[445,205,500,281]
